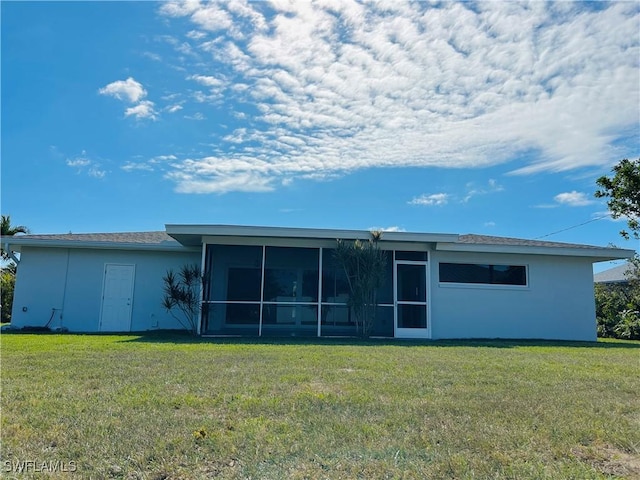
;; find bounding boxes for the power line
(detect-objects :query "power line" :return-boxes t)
[534,213,612,240]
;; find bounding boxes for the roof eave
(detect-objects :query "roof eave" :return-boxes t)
[435,242,635,261]
[165,224,459,246]
[5,239,197,253]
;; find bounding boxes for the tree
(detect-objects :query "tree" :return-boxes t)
[333,231,387,338]
[161,264,202,335]
[0,215,29,322]
[595,280,640,340]
[1,266,15,323]
[595,158,640,239]
[593,160,640,339]
[1,215,29,259]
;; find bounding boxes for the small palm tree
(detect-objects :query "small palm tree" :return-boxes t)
[334,230,387,338]
[1,215,29,261]
[162,264,202,335]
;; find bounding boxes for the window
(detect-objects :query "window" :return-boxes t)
[203,245,262,302]
[395,251,428,261]
[439,263,527,286]
[202,245,263,335]
[322,249,350,303]
[263,247,319,302]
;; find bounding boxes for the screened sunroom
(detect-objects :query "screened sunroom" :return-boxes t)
[200,243,430,338]
[167,225,457,338]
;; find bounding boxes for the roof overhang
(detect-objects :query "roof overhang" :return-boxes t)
[435,241,635,262]
[3,238,197,253]
[165,224,460,247]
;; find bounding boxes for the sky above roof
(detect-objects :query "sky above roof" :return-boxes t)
[2,1,639,271]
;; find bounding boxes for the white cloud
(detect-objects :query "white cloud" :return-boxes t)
[484,221,496,228]
[408,193,449,206]
[463,179,504,202]
[554,191,594,207]
[593,211,625,223]
[159,0,201,17]
[165,168,274,194]
[124,100,158,120]
[370,225,407,232]
[100,77,158,121]
[99,77,147,103]
[88,166,106,178]
[185,112,206,120]
[151,155,178,163]
[121,162,154,172]
[156,1,640,194]
[142,51,162,62]
[65,151,106,178]
[166,104,183,113]
[66,157,91,168]
[188,74,225,88]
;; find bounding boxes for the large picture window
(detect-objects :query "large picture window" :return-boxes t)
[439,263,527,286]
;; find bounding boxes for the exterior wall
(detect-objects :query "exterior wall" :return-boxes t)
[11,247,200,332]
[429,250,596,341]
[11,241,599,340]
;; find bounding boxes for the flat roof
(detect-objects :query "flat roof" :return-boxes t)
[165,224,459,246]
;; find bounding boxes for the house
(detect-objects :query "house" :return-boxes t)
[4,224,635,341]
[594,262,635,285]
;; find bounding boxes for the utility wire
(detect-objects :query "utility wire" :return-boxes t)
[534,213,612,240]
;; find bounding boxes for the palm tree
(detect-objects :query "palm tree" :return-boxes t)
[1,215,29,236]
[1,215,29,323]
[1,215,29,260]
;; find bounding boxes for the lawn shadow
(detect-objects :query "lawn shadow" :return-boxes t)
[114,331,640,349]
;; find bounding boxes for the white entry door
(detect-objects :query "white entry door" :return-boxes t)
[100,264,135,332]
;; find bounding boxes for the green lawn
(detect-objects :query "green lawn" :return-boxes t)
[1,334,639,479]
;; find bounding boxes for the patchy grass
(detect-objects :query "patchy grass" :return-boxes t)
[1,334,639,479]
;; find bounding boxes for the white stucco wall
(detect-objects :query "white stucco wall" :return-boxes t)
[429,251,597,341]
[11,243,599,340]
[11,247,201,332]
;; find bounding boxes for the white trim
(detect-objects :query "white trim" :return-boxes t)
[435,241,634,261]
[317,248,323,337]
[394,259,430,339]
[259,245,266,337]
[197,244,206,335]
[167,224,458,244]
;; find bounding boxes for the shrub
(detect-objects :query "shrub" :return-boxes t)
[161,264,202,335]
[595,282,640,340]
[1,267,15,323]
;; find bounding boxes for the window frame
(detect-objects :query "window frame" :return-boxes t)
[438,262,529,289]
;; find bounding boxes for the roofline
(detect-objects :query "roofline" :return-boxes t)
[165,224,460,244]
[3,225,634,262]
[435,241,635,261]
[4,238,198,253]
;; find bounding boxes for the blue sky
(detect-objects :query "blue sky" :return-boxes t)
[2,1,639,270]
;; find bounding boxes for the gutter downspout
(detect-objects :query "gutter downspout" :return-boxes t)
[3,241,20,265]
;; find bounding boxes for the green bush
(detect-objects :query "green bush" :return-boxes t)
[595,282,640,340]
[1,267,15,323]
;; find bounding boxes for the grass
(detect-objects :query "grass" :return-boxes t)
[1,333,639,479]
